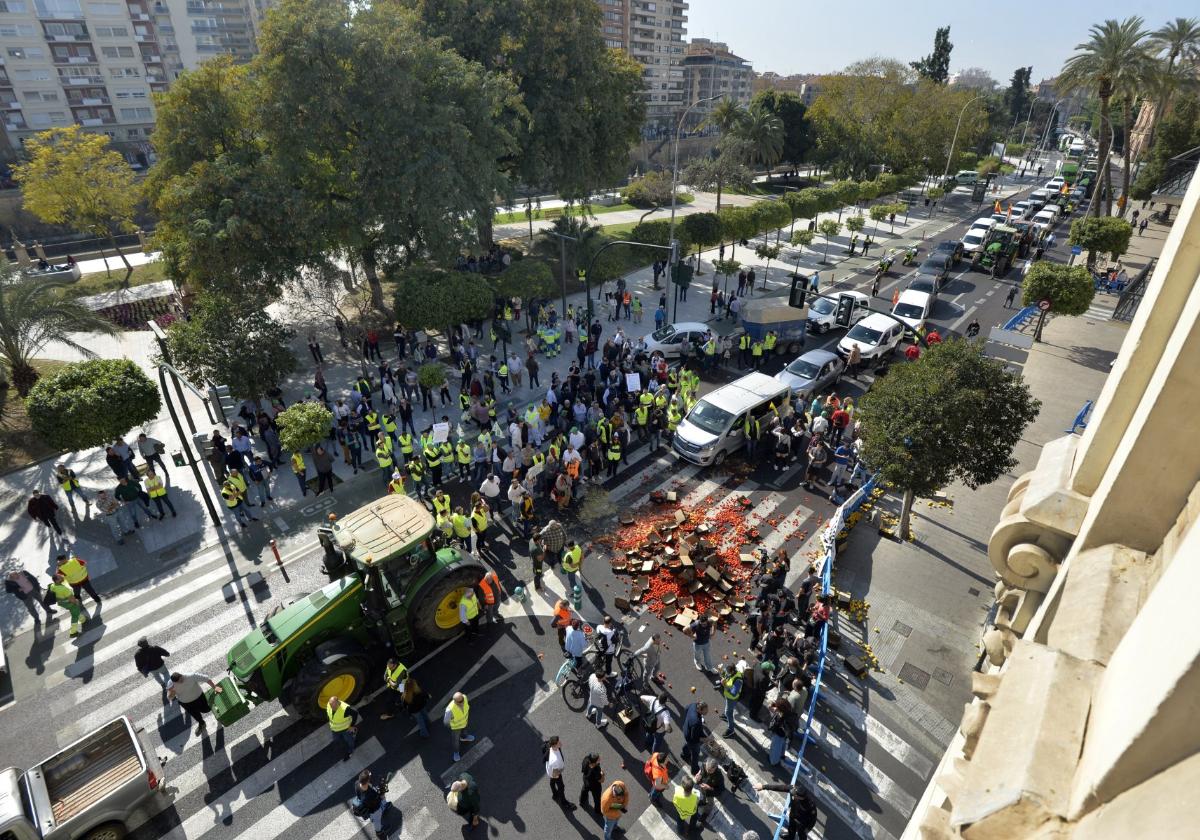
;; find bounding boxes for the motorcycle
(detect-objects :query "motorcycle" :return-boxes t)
[877,253,896,276]
[901,246,918,266]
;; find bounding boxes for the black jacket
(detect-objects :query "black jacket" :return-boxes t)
[4,571,41,600]
[134,645,170,673]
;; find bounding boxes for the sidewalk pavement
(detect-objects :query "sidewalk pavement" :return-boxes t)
[0,181,1029,645]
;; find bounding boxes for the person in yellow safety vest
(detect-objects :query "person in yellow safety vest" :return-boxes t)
[459,391,471,412]
[738,332,751,368]
[634,404,649,440]
[497,362,510,394]
[606,438,622,478]
[375,445,393,490]
[764,330,777,355]
[387,471,407,495]
[435,511,453,542]
[144,468,176,519]
[291,451,308,497]
[654,386,669,409]
[484,396,497,420]
[751,338,764,369]
[398,431,414,459]
[451,506,472,543]
[420,430,435,452]
[432,489,452,519]
[470,502,490,555]
[326,696,360,760]
[666,369,679,391]
[455,441,472,481]
[596,416,611,445]
[443,692,474,761]
[531,450,546,469]
[221,477,257,527]
[459,587,482,640]
[667,403,682,434]
[477,570,503,624]
[672,776,700,833]
[408,460,427,499]
[380,658,408,719]
[365,410,381,436]
[48,573,88,636]
[424,441,443,485]
[228,467,248,497]
[377,432,393,454]
[743,414,761,461]
[562,541,583,590]
[478,430,492,450]
[56,552,102,605]
[639,390,653,409]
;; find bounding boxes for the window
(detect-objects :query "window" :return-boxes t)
[126,127,139,136]
[114,87,145,98]
[43,21,86,35]
[7,48,26,58]
[119,105,151,119]
[11,68,52,80]
[93,24,128,36]
[86,1,120,13]
[28,112,53,127]
[0,23,35,36]
[22,90,59,101]
[0,1,29,11]
[110,66,139,77]
[34,0,83,17]
[101,45,134,57]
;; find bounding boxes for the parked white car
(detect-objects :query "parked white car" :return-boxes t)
[891,289,934,336]
[836,312,905,362]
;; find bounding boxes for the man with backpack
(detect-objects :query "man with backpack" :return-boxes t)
[351,769,390,839]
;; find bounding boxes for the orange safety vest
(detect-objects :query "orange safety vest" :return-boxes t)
[644,755,669,791]
[478,572,500,606]
[553,604,571,628]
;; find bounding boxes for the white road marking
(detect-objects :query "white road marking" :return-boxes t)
[438,735,495,782]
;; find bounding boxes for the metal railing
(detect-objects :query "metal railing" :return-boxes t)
[1001,304,1038,331]
[1112,258,1155,323]
[771,472,880,840]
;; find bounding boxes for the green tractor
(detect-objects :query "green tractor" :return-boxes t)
[974,224,1020,276]
[208,495,485,725]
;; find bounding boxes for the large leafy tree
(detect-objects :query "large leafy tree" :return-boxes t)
[163,294,297,402]
[1144,17,1200,152]
[0,266,117,395]
[681,136,753,212]
[1057,17,1151,217]
[275,401,334,452]
[404,0,645,243]
[26,359,160,452]
[13,126,140,282]
[146,57,312,301]
[750,90,813,172]
[1068,216,1133,268]
[1004,66,1033,126]
[1131,93,1200,197]
[1022,262,1096,341]
[256,0,520,309]
[737,103,785,177]
[858,339,1040,537]
[910,26,953,84]
[391,266,493,334]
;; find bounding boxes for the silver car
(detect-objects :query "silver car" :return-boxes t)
[774,348,844,401]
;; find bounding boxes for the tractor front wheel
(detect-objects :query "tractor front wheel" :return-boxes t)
[409,563,486,644]
[288,651,372,721]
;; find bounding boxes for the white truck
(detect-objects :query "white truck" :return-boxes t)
[0,717,166,840]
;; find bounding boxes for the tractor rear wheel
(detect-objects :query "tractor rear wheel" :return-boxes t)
[409,564,486,644]
[288,650,372,721]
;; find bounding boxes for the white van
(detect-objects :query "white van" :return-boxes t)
[891,289,934,336]
[672,372,792,466]
[836,312,905,363]
[1029,188,1052,206]
[1031,209,1057,232]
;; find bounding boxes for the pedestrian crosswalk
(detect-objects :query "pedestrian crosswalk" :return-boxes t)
[17,446,939,840]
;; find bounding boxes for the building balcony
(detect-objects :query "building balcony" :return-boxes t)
[77,116,116,126]
[54,55,96,64]
[141,53,161,62]
[68,95,110,105]
[3,100,21,110]
[45,33,91,42]
[35,10,85,19]
[63,75,104,85]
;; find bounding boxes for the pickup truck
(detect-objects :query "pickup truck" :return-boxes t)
[0,717,165,840]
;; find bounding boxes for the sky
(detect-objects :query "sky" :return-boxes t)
[686,0,1196,84]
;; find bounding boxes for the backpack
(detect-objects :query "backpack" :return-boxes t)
[541,740,552,764]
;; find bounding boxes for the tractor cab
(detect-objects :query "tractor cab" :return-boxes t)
[976,224,1019,276]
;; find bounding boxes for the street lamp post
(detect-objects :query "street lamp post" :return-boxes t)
[543,230,577,318]
[942,95,984,184]
[667,95,721,270]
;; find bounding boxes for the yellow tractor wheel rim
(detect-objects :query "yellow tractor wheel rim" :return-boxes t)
[435,587,467,630]
[318,673,357,708]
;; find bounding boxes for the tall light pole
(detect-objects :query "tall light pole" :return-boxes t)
[667,95,721,267]
[1036,97,1066,162]
[942,95,984,183]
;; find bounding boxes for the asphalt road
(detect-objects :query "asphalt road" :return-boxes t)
[0,172,1100,840]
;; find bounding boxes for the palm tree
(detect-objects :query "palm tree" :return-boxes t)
[1057,17,1150,216]
[0,265,117,395]
[736,103,785,181]
[704,98,746,135]
[1144,17,1200,151]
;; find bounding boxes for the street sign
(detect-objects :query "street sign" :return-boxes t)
[1071,245,1082,255]
[1038,299,1052,311]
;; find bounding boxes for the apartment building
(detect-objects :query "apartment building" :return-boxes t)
[0,0,266,165]
[597,0,688,128]
[682,37,752,123]
[752,71,821,106]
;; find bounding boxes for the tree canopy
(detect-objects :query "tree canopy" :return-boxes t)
[391,266,493,330]
[275,401,333,451]
[750,90,813,169]
[26,359,161,452]
[1068,216,1133,265]
[858,339,1039,535]
[1021,262,1096,316]
[1004,66,1033,126]
[490,259,556,301]
[910,26,954,83]
[13,126,140,277]
[163,294,297,401]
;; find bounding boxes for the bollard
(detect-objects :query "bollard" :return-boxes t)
[270,539,282,566]
[571,584,583,609]
[512,584,528,604]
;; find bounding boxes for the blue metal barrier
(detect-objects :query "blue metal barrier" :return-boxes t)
[771,472,880,840]
[1001,305,1038,331]
[1066,400,1094,434]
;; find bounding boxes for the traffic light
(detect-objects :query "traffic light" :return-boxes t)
[576,268,587,284]
[789,275,807,309]
[835,294,855,327]
[171,451,186,468]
